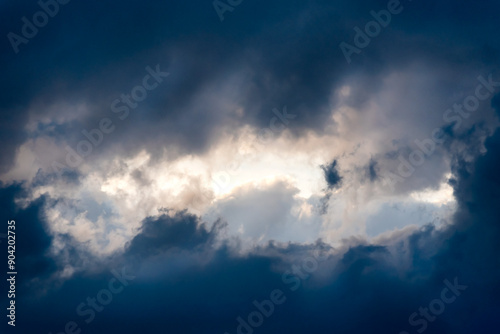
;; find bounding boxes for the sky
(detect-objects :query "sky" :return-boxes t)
[0,0,500,333]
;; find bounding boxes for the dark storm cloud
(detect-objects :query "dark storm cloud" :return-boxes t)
[124,211,221,259]
[321,159,342,190]
[1,0,499,171]
[318,159,342,214]
[367,158,379,182]
[2,0,500,333]
[0,182,57,305]
[492,93,500,117]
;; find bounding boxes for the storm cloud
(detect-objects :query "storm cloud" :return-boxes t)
[1,0,500,333]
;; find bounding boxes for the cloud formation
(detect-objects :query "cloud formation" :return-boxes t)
[1,0,500,333]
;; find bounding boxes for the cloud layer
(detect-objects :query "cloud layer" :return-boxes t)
[1,0,500,333]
